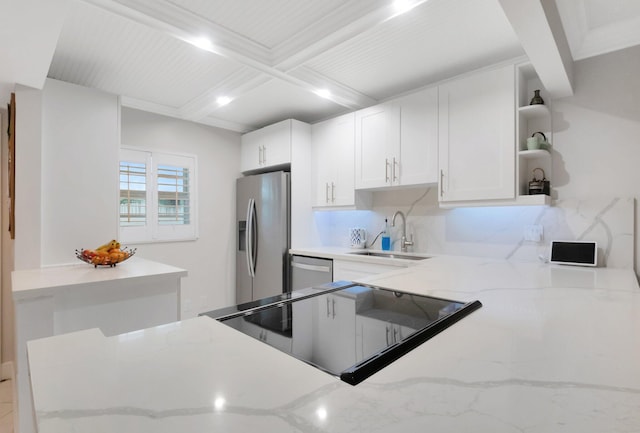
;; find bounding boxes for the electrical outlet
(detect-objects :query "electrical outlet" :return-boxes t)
[524,225,543,242]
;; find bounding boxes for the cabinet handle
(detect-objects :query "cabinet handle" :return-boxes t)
[325,183,329,203]
[326,298,330,318]
[262,145,267,164]
[332,299,336,319]
[385,325,390,345]
[385,158,390,183]
[393,157,398,183]
[393,326,399,343]
[258,146,263,165]
[331,182,335,203]
[440,170,444,197]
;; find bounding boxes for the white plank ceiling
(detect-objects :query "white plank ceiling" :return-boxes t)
[3,0,640,132]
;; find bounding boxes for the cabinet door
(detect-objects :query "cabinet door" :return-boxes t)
[261,120,292,168]
[355,315,392,363]
[397,87,438,185]
[355,104,400,189]
[311,119,334,206]
[240,119,292,172]
[332,114,356,206]
[240,132,262,173]
[313,294,356,373]
[311,113,355,207]
[438,65,516,202]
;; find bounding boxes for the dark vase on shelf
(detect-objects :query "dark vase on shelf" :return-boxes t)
[529,89,544,105]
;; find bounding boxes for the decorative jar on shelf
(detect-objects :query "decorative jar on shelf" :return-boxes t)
[529,89,544,105]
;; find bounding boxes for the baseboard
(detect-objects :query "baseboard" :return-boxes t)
[1,361,14,381]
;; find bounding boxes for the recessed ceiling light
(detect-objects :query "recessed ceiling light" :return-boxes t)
[216,96,232,107]
[189,36,214,51]
[314,89,332,99]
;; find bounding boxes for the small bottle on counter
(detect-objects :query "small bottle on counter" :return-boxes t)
[381,218,391,251]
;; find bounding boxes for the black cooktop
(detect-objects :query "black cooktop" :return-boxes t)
[202,282,481,385]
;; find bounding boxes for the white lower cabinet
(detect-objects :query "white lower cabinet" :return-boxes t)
[355,315,416,362]
[333,259,407,282]
[237,321,293,353]
[438,64,516,203]
[312,292,356,373]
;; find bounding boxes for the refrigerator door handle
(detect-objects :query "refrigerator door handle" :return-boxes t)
[245,198,256,278]
[250,199,258,276]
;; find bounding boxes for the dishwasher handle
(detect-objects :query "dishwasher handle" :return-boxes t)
[291,262,332,273]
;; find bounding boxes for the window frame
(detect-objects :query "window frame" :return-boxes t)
[119,147,198,243]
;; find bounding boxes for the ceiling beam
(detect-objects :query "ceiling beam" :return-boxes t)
[83,0,380,115]
[179,69,272,121]
[497,0,574,97]
[120,96,253,133]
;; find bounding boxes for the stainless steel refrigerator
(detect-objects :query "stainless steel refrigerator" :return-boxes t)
[236,171,290,304]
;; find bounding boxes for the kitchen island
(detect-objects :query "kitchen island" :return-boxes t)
[26,256,640,432]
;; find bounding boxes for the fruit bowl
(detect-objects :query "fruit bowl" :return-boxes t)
[75,247,136,267]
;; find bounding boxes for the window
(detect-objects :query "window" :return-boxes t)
[119,147,198,243]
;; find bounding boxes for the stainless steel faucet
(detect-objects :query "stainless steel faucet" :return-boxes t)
[391,210,413,252]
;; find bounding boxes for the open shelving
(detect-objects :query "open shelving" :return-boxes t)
[516,63,552,204]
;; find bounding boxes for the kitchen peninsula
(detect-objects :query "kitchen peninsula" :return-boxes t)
[26,255,640,433]
[12,257,187,433]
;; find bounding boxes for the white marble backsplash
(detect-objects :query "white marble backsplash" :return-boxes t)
[313,190,634,269]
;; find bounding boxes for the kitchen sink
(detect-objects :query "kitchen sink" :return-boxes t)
[348,251,429,261]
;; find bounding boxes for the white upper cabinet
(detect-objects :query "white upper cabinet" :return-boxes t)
[311,112,357,207]
[355,103,400,189]
[355,86,438,190]
[438,64,516,203]
[396,86,439,185]
[241,119,294,173]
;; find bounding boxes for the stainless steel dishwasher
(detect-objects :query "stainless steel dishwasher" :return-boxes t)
[290,255,333,290]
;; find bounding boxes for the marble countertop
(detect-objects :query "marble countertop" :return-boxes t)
[27,256,640,432]
[12,257,188,300]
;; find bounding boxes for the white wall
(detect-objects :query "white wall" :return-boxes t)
[550,45,640,269]
[41,79,120,265]
[14,85,42,270]
[120,107,241,316]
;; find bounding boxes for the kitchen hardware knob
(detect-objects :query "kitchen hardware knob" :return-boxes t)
[440,170,445,196]
[326,298,330,318]
[332,299,336,319]
[325,183,329,203]
[385,158,390,183]
[331,182,335,203]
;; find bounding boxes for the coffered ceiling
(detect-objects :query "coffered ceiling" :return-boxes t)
[2,0,640,133]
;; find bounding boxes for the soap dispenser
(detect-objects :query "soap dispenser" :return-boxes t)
[381,218,391,251]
